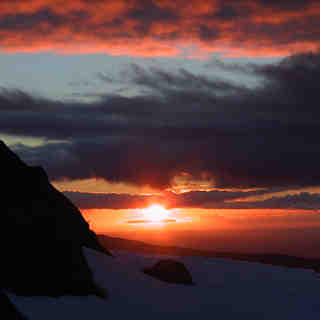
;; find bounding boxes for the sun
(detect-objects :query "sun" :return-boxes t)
[141,204,169,222]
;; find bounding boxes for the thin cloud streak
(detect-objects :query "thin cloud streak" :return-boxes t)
[64,190,320,211]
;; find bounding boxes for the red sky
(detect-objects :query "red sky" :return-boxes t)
[0,0,319,57]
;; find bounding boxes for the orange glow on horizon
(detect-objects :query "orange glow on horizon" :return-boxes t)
[81,207,320,258]
[82,207,320,236]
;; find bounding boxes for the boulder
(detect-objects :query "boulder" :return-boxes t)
[143,259,194,285]
[0,141,110,297]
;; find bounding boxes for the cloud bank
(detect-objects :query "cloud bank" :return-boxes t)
[2,52,320,192]
[0,0,319,56]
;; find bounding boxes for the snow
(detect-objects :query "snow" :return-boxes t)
[7,247,320,319]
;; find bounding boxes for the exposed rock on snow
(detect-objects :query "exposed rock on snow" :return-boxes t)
[143,259,194,285]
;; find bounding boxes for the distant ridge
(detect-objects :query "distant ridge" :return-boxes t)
[99,235,320,271]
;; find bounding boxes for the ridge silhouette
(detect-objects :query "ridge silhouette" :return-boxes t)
[0,140,109,299]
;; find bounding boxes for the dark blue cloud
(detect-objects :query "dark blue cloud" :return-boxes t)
[2,52,320,189]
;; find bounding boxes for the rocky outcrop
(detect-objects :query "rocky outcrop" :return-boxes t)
[0,141,109,298]
[143,259,194,285]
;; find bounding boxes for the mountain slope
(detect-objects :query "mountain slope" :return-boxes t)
[0,140,109,298]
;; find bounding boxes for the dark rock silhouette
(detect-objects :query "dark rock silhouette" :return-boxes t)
[0,140,110,298]
[0,292,27,319]
[143,259,194,285]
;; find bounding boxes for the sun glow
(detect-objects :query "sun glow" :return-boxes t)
[141,204,169,222]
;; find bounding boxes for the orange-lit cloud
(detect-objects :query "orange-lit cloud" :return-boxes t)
[0,0,319,57]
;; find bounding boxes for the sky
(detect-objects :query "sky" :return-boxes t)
[1,0,320,255]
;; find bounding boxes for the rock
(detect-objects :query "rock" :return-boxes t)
[143,259,194,285]
[0,292,27,319]
[0,140,110,297]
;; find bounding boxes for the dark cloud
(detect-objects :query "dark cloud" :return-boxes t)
[0,8,67,31]
[128,63,243,97]
[255,0,313,11]
[167,188,282,208]
[236,192,320,210]
[127,2,178,23]
[214,5,239,20]
[2,52,320,189]
[198,25,220,41]
[63,191,152,209]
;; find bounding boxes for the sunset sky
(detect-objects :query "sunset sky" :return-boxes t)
[1,0,320,256]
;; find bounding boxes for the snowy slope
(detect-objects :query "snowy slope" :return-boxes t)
[8,247,320,319]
